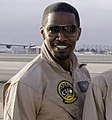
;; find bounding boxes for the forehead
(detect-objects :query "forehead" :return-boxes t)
[46,12,76,26]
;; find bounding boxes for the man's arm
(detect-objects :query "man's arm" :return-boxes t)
[3,82,42,120]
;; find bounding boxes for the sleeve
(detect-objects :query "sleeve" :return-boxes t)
[82,81,106,120]
[3,82,42,120]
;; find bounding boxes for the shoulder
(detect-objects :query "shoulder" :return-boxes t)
[8,54,45,85]
[91,69,112,89]
[4,55,47,98]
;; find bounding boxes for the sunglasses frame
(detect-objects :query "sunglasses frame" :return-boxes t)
[45,24,78,37]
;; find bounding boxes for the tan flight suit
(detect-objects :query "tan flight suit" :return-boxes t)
[83,69,112,120]
[3,43,90,120]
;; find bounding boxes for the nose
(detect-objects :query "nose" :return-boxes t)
[57,32,68,41]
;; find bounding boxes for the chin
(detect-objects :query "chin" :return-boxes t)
[55,54,69,61]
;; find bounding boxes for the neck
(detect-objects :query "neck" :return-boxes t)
[58,59,71,71]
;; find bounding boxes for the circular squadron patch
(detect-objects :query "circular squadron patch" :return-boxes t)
[57,80,77,104]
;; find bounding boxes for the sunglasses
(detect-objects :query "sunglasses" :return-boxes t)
[45,25,78,37]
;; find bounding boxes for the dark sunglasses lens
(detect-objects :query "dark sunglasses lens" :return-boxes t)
[47,26,60,33]
[64,25,77,33]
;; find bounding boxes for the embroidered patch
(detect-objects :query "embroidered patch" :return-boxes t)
[57,80,77,104]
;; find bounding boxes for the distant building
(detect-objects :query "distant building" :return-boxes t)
[0,44,26,54]
[0,44,42,54]
[26,45,41,54]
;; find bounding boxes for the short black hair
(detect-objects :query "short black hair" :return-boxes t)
[42,2,80,27]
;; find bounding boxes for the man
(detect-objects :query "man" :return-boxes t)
[3,2,90,120]
[83,69,112,120]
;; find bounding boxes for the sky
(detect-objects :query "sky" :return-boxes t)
[0,0,112,47]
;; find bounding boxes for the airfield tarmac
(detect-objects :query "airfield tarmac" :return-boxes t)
[0,62,112,82]
[0,54,112,119]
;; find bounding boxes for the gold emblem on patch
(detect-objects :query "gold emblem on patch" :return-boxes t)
[57,80,77,104]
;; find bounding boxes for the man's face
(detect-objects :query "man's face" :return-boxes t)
[41,12,81,61]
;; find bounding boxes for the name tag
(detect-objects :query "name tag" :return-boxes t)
[78,81,89,93]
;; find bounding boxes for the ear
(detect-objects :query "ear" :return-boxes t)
[40,26,45,40]
[76,27,81,41]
